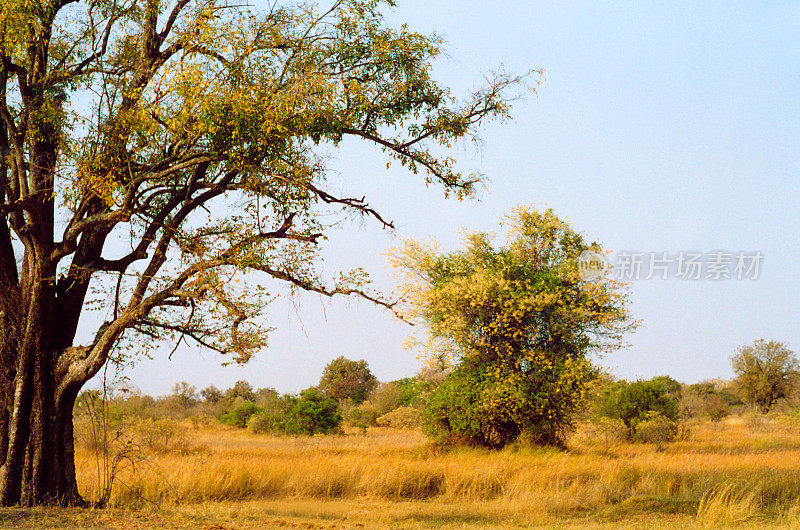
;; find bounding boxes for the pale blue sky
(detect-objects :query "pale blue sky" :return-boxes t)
[113,1,800,396]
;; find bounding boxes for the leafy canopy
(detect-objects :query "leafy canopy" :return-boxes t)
[596,378,680,439]
[392,207,637,448]
[280,387,342,435]
[0,0,525,369]
[318,356,378,404]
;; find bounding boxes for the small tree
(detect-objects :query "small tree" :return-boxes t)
[597,378,680,440]
[219,400,262,429]
[200,386,223,404]
[393,207,637,448]
[280,388,342,435]
[224,381,257,404]
[731,339,799,413]
[319,357,378,404]
[172,382,199,409]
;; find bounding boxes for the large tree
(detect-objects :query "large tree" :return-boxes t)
[0,0,521,506]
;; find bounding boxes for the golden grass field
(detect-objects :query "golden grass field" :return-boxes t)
[5,413,800,528]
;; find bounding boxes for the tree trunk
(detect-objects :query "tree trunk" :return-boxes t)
[0,278,86,507]
[0,344,85,507]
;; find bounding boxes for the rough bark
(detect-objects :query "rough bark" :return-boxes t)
[0,356,83,507]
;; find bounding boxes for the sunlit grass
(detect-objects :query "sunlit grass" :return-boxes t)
[8,413,800,527]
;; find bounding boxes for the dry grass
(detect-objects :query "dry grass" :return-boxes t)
[6,413,800,527]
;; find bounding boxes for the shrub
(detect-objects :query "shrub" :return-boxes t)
[681,383,731,421]
[376,406,422,429]
[248,392,292,434]
[583,417,628,446]
[597,377,680,440]
[707,395,730,421]
[220,400,263,428]
[190,414,215,429]
[247,411,279,434]
[279,388,342,435]
[368,378,420,415]
[635,411,678,443]
[425,357,596,448]
[348,402,379,428]
[130,417,188,453]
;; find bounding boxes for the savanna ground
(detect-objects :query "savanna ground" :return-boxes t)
[5,414,800,529]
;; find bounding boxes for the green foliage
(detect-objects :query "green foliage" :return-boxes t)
[651,376,682,401]
[220,400,263,428]
[319,357,378,404]
[246,410,279,434]
[731,339,799,413]
[279,388,342,435]
[597,378,680,439]
[424,356,598,448]
[393,207,636,448]
[247,392,293,434]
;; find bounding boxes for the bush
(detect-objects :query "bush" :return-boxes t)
[425,357,596,448]
[220,400,263,428]
[247,411,279,434]
[279,388,342,435]
[130,417,188,453]
[348,402,379,428]
[707,395,730,421]
[635,411,678,443]
[581,417,628,446]
[248,392,292,434]
[680,381,730,421]
[596,377,680,440]
[368,379,420,415]
[376,406,422,429]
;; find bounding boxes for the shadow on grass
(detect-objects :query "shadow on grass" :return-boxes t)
[598,496,698,520]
